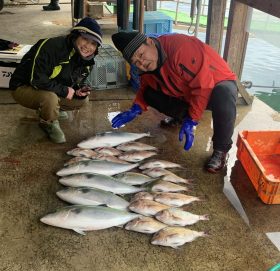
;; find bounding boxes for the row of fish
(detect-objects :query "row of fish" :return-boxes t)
[40,131,209,248]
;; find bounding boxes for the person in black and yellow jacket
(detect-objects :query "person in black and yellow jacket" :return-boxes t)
[10,17,102,143]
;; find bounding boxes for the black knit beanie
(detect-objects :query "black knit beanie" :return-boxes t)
[71,17,103,46]
[112,31,147,62]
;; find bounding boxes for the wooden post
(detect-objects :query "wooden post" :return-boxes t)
[224,0,253,104]
[175,0,180,25]
[206,0,227,54]
[139,0,145,33]
[223,0,249,78]
[145,0,156,11]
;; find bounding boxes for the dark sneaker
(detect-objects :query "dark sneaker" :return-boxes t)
[42,4,60,10]
[160,117,181,128]
[39,120,66,143]
[205,150,228,173]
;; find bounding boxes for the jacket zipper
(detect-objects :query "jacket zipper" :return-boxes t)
[179,63,195,78]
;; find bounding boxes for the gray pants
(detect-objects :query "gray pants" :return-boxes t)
[12,85,88,121]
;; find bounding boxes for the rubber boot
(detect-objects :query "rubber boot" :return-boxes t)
[43,0,60,11]
[58,110,68,120]
[39,119,66,143]
[36,109,68,120]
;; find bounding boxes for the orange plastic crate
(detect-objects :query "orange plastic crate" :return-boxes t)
[237,130,280,204]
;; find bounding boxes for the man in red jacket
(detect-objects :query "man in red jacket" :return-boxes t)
[111,32,238,173]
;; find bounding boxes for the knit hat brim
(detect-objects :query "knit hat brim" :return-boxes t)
[72,26,102,46]
[79,32,102,46]
[112,32,147,62]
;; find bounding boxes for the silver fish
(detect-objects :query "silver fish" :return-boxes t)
[125,216,167,234]
[150,180,190,193]
[139,159,182,170]
[66,148,98,158]
[64,157,91,167]
[40,205,140,235]
[116,142,157,152]
[154,193,201,207]
[77,131,151,149]
[58,173,145,194]
[128,199,169,216]
[56,160,139,176]
[151,227,208,248]
[94,147,122,156]
[155,208,209,226]
[118,150,157,162]
[114,172,155,186]
[56,187,129,210]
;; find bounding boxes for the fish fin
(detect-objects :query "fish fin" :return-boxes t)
[73,229,86,235]
[116,224,124,228]
[171,245,181,249]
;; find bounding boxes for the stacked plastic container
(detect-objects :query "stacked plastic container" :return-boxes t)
[87,44,128,90]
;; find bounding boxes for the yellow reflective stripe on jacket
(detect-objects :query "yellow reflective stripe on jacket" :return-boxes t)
[30,38,50,85]
[49,48,76,79]
[49,65,62,79]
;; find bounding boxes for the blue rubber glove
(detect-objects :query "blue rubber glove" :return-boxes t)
[112,104,142,129]
[179,118,198,150]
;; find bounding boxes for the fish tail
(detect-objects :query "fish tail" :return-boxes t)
[201,230,210,237]
[200,214,210,221]
[184,178,195,184]
[196,195,208,202]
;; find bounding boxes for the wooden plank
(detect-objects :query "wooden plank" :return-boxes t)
[206,0,227,54]
[236,0,280,18]
[236,79,254,105]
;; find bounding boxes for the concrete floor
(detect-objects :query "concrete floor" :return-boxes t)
[1,4,280,271]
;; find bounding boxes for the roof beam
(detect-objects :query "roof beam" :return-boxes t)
[236,0,280,18]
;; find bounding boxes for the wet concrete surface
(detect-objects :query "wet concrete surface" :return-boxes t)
[1,5,280,271]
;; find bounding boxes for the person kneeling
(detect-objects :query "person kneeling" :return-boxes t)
[9,17,103,143]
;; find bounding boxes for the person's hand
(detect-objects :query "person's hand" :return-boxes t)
[75,86,91,97]
[66,87,75,100]
[178,118,198,151]
[112,104,142,129]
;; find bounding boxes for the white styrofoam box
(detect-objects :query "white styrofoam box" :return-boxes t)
[0,44,32,88]
[0,66,16,88]
[0,44,32,63]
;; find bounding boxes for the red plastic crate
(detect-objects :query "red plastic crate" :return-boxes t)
[237,130,280,204]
